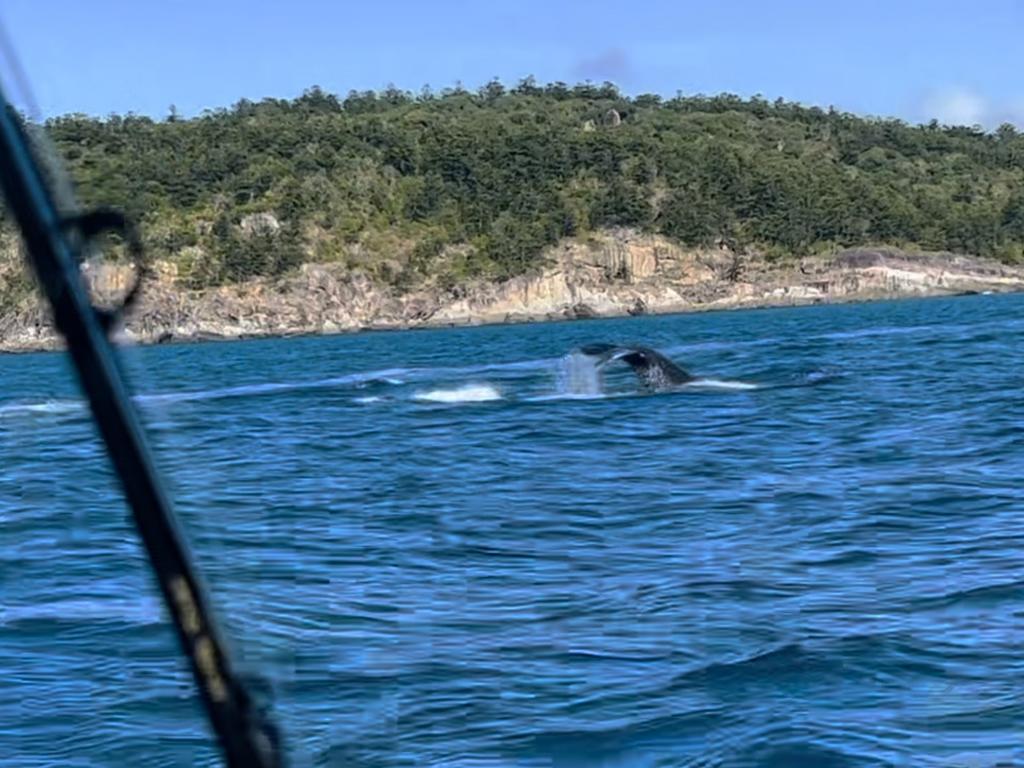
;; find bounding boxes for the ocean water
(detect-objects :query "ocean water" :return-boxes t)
[1,294,1023,767]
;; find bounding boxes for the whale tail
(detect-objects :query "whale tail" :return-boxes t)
[577,344,695,390]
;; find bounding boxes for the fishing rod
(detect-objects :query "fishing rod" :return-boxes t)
[0,89,284,765]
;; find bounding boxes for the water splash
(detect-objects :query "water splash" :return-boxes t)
[556,351,604,396]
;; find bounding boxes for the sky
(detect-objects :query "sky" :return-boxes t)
[2,0,1024,128]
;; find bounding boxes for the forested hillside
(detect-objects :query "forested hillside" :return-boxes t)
[15,80,1024,291]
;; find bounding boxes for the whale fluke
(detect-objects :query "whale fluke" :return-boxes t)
[577,344,695,391]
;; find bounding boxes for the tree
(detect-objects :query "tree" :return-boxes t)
[20,77,1024,302]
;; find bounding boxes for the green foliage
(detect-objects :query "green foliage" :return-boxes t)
[0,246,33,309]
[28,82,1024,291]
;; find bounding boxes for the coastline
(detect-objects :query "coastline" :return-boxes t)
[130,289,1020,349]
[4,232,1024,354]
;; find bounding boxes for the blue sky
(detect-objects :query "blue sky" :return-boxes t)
[2,0,1023,127]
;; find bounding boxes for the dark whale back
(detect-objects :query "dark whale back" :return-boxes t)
[578,344,694,390]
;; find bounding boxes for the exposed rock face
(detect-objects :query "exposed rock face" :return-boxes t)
[3,232,1023,352]
[239,212,281,237]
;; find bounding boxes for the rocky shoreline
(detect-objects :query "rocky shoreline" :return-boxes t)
[3,230,1023,353]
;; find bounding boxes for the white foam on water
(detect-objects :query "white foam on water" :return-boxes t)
[0,400,84,418]
[684,378,759,391]
[412,384,503,403]
[556,351,604,396]
[354,395,383,404]
[526,391,619,402]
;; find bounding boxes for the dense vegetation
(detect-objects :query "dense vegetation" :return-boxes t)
[14,80,1024,289]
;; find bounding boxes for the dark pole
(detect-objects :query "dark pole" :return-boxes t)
[0,93,283,767]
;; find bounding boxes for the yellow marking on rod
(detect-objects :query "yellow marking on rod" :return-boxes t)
[196,636,229,703]
[170,576,228,703]
[170,575,201,635]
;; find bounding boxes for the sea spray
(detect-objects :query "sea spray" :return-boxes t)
[556,351,604,396]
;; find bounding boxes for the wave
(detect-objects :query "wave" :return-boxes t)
[439,355,561,378]
[918,578,1024,610]
[0,349,796,419]
[0,367,413,420]
[1,595,163,627]
[133,357,558,407]
[137,368,411,406]
[684,378,760,391]
[0,399,84,418]
[658,314,1024,359]
[412,384,503,403]
[662,336,781,356]
[525,392,618,402]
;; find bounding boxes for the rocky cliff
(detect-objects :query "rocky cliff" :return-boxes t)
[3,230,1023,352]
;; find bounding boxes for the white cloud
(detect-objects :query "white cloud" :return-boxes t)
[924,87,987,126]
[921,86,1024,129]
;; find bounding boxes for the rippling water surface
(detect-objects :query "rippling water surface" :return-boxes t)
[2,295,1023,767]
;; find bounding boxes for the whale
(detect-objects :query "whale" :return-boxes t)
[577,343,695,391]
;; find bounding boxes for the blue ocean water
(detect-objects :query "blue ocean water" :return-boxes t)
[1,295,1023,767]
